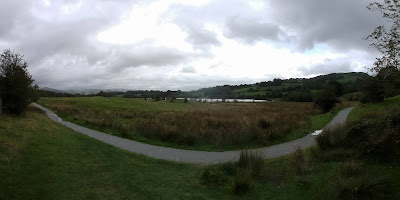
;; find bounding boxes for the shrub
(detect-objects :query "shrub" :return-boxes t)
[236,150,265,177]
[231,170,252,196]
[338,160,364,178]
[319,163,389,200]
[316,108,400,159]
[344,109,400,157]
[289,147,307,175]
[311,147,356,162]
[315,85,340,113]
[0,49,39,114]
[316,126,347,151]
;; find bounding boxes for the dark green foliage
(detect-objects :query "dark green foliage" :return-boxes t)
[231,170,252,196]
[236,150,265,177]
[0,49,39,114]
[95,90,116,97]
[362,67,400,103]
[327,80,345,96]
[317,108,400,158]
[362,1,400,103]
[320,163,389,200]
[182,72,368,100]
[283,91,313,102]
[200,150,265,196]
[315,85,340,112]
[338,160,364,178]
[316,126,348,151]
[123,90,182,99]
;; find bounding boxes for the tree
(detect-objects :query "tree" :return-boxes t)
[327,80,344,97]
[362,1,400,102]
[0,49,39,114]
[314,85,340,113]
[367,0,400,72]
[361,66,400,102]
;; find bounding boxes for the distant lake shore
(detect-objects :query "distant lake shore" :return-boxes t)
[176,98,269,103]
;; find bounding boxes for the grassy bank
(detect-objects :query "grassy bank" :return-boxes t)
[0,106,225,199]
[37,97,351,151]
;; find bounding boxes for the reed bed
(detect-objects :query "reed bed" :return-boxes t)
[39,97,318,149]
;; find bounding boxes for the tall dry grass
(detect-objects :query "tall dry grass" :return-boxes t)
[44,100,318,148]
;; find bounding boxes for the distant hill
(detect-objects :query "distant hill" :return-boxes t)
[39,72,369,101]
[40,87,67,93]
[182,72,369,100]
[40,87,128,95]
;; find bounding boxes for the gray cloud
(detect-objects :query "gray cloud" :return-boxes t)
[224,16,287,43]
[0,0,379,91]
[111,46,190,70]
[181,66,196,73]
[0,0,32,37]
[186,27,221,48]
[168,0,266,49]
[298,58,354,77]
[270,0,383,51]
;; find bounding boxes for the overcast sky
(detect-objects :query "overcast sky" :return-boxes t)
[0,0,384,91]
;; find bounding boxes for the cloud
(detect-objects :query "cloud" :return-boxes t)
[224,16,287,43]
[111,45,190,70]
[0,0,378,91]
[181,66,196,73]
[185,27,221,48]
[270,0,383,51]
[0,0,31,38]
[298,58,355,77]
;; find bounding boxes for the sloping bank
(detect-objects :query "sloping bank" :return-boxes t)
[33,103,353,164]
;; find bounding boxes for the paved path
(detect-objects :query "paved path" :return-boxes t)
[33,103,354,165]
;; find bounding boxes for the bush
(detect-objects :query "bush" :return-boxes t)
[283,91,313,102]
[317,108,400,158]
[200,150,265,196]
[236,150,265,176]
[319,163,389,200]
[315,85,340,113]
[316,126,347,151]
[231,170,252,196]
[0,49,39,114]
[289,147,307,175]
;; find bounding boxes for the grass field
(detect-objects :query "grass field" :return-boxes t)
[37,97,351,151]
[1,96,399,199]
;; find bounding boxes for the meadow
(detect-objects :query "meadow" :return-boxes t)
[1,98,399,199]
[37,97,350,150]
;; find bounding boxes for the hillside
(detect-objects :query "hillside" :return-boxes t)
[183,72,369,100]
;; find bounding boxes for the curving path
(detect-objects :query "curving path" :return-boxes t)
[33,103,354,165]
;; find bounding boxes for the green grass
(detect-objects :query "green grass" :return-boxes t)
[0,106,231,199]
[348,95,400,121]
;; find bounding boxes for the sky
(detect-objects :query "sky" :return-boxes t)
[0,0,384,91]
